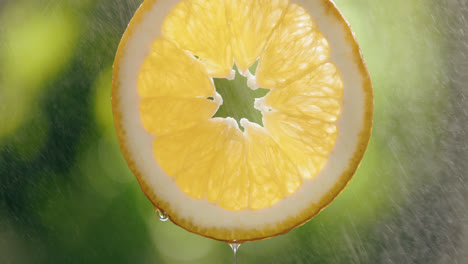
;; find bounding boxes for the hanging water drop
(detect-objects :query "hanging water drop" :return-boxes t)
[229,242,241,264]
[155,209,169,221]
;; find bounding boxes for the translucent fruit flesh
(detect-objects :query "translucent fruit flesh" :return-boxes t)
[137,0,344,210]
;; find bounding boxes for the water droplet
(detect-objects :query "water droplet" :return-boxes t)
[156,209,169,222]
[229,242,241,264]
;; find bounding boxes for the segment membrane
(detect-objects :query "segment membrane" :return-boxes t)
[228,0,289,72]
[138,38,215,98]
[265,63,343,121]
[153,119,230,199]
[263,112,338,179]
[244,122,302,209]
[208,120,248,210]
[140,97,218,135]
[256,4,330,88]
[163,0,233,77]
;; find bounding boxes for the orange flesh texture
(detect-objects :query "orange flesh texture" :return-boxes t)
[137,0,344,210]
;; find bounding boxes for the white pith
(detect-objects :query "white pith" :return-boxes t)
[241,68,261,90]
[226,69,236,81]
[116,0,367,231]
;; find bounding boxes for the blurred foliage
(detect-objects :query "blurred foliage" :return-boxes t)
[0,0,464,263]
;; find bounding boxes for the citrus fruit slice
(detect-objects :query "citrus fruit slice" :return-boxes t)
[112,0,373,242]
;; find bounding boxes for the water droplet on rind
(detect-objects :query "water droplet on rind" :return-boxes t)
[155,208,169,221]
[228,243,241,264]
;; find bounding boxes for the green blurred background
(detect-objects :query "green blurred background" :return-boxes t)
[1,0,467,263]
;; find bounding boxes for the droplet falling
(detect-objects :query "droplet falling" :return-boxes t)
[156,209,169,221]
[229,243,241,264]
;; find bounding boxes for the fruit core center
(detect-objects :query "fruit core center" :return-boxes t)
[212,63,269,130]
